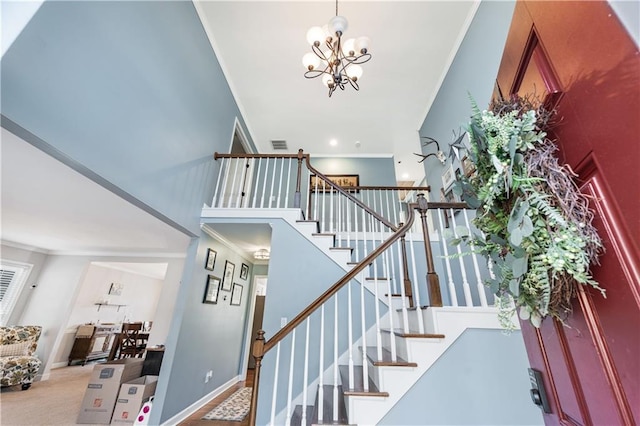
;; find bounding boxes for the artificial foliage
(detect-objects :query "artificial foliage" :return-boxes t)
[451,95,604,328]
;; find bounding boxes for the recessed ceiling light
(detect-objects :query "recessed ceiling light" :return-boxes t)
[402,173,410,179]
[329,139,338,146]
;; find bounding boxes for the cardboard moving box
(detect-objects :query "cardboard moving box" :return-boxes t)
[111,375,158,424]
[77,358,144,424]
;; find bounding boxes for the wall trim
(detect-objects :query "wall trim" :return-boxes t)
[309,153,394,159]
[1,239,51,254]
[200,224,256,263]
[160,375,240,426]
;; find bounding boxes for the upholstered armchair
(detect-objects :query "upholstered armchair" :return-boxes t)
[0,326,42,390]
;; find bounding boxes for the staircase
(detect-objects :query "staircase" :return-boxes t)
[205,151,507,425]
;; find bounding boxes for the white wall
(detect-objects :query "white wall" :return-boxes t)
[66,263,163,327]
[51,263,165,367]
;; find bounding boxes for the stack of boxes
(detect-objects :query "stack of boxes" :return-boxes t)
[76,358,158,424]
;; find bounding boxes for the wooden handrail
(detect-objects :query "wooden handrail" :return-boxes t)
[214,152,309,159]
[305,156,399,232]
[261,204,416,355]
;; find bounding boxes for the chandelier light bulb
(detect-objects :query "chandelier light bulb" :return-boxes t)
[346,64,363,80]
[342,38,356,56]
[306,26,325,45]
[302,52,321,70]
[328,15,348,35]
[355,36,371,54]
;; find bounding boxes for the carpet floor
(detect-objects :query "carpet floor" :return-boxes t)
[201,387,251,422]
[0,364,94,425]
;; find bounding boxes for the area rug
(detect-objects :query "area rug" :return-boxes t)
[202,387,252,421]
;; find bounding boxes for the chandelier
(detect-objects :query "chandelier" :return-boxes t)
[302,0,372,97]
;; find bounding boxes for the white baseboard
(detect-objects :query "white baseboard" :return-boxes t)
[160,375,240,426]
[51,361,69,370]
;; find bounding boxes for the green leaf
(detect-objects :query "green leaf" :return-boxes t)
[509,279,520,296]
[512,256,528,278]
[510,228,523,246]
[521,216,534,236]
[509,135,517,160]
[456,226,469,237]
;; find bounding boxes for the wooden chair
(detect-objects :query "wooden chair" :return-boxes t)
[118,322,145,358]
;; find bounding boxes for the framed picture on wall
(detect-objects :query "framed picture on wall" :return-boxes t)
[203,275,221,304]
[240,263,249,280]
[108,282,123,296]
[230,283,243,306]
[441,164,455,190]
[205,248,217,271]
[222,260,235,291]
[310,174,359,193]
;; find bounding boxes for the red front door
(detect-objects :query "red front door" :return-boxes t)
[495,1,639,424]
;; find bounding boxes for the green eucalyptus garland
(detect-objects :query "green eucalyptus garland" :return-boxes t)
[452,95,604,328]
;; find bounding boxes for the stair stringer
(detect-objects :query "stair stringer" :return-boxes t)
[346,307,518,426]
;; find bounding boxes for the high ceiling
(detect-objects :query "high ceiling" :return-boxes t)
[1,1,479,259]
[196,0,479,183]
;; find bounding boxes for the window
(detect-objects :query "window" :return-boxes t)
[0,260,33,325]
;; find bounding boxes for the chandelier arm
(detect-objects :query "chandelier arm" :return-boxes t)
[304,69,331,79]
[347,77,360,91]
[342,53,372,65]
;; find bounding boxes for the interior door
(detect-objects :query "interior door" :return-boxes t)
[495,2,639,424]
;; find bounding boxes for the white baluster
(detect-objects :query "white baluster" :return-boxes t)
[285,157,292,208]
[450,209,473,306]
[463,209,487,307]
[330,187,334,234]
[301,318,310,426]
[318,305,325,424]
[333,294,339,423]
[360,206,369,391]
[407,225,425,333]
[261,159,270,208]
[252,158,262,208]
[383,239,397,362]
[437,208,458,306]
[269,157,277,208]
[285,330,296,426]
[212,157,225,207]
[395,240,410,333]
[277,157,285,208]
[372,231,383,362]
[218,158,230,207]
[313,175,319,223]
[269,342,281,426]
[229,158,240,208]
[347,281,354,392]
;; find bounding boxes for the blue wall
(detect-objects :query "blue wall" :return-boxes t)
[158,230,257,420]
[310,156,397,186]
[379,329,543,425]
[1,0,253,236]
[419,0,516,196]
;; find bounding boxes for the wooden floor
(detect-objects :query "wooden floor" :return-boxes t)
[179,369,254,426]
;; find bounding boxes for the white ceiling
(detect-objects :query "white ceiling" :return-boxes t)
[1,1,477,263]
[0,128,191,256]
[196,0,478,183]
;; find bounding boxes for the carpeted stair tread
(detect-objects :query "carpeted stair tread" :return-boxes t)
[380,328,445,339]
[396,305,431,312]
[329,247,353,252]
[338,365,388,397]
[365,277,389,281]
[363,346,417,367]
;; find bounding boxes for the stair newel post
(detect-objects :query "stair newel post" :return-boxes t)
[416,194,443,307]
[294,149,304,209]
[249,330,265,426]
[398,226,414,308]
